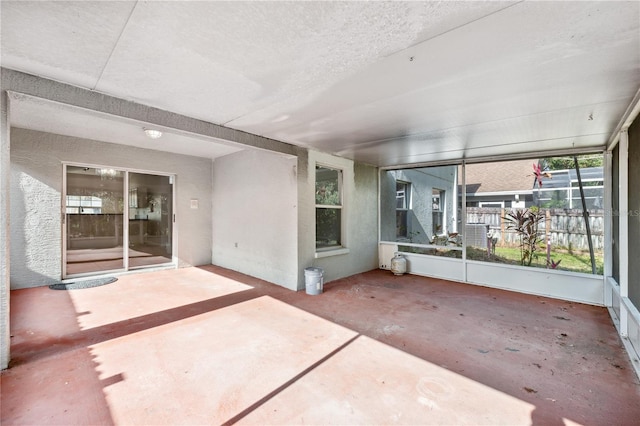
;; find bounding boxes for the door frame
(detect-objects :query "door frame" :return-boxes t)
[62,162,177,279]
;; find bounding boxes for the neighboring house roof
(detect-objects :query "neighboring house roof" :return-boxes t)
[463,159,537,195]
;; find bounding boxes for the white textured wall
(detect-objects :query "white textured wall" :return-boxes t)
[10,128,213,289]
[211,149,298,289]
[299,151,378,288]
[1,91,10,369]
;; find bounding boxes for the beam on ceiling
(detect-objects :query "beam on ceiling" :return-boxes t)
[0,68,300,158]
[608,86,640,151]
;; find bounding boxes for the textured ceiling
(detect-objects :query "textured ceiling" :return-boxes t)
[2,1,639,166]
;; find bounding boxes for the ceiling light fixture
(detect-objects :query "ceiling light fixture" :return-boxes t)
[143,128,163,139]
[96,168,117,180]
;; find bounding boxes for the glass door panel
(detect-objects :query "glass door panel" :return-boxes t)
[128,172,173,268]
[65,166,125,276]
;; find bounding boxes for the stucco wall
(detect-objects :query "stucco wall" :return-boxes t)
[1,91,10,368]
[10,128,213,289]
[211,149,299,290]
[380,170,397,242]
[300,151,378,289]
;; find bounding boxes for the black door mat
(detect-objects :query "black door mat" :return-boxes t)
[49,277,118,290]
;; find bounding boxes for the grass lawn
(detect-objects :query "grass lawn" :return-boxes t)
[486,246,603,275]
[398,244,604,275]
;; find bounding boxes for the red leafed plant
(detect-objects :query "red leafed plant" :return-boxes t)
[504,207,544,266]
[547,259,562,269]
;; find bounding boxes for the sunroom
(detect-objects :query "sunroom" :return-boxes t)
[1,1,640,423]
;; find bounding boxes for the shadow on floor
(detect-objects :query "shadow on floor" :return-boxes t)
[202,265,640,425]
[2,283,116,425]
[2,265,640,425]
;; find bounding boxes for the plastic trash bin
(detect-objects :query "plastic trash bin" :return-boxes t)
[304,267,324,295]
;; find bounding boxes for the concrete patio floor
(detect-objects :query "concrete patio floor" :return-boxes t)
[2,266,639,425]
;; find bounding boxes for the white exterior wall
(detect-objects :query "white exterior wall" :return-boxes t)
[1,90,10,369]
[211,148,377,291]
[211,149,298,290]
[9,128,213,289]
[466,261,603,305]
[380,243,603,305]
[299,151,378,289]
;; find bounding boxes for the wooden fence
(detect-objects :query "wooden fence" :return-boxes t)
[465,207,604,251]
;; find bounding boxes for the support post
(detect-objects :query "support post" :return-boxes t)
[500,207,505,245]
[574,156,597,274]
[461,162,467,282]
[619,130,630,336]
[1,88,11,369]
[603,150,613,305]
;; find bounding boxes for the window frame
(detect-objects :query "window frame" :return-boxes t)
[396,181,410,210]
[315,164,346,254]
[432,188,445,236]
[396,181,411,239]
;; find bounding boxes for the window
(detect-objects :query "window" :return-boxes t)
[432,188,445,235]
[316,166,342,249]
[479,202,504,208]
[396,182,409,209]
[396,181,410,238]
[65,195,103,214]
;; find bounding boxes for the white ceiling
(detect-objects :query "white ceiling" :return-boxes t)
[7,93,245,160]
[2,1,639,166]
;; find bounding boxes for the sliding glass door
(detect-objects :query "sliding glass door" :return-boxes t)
[64,165,174,278]
[128,172,173,268]
[65,166,125,276]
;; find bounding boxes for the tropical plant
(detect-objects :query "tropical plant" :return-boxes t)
[504,207,544,266]
[547,258,562,269]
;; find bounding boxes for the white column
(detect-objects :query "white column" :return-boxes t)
[1,90,11,369]
[619,129,629,336]
[461,162,467,282]
[603,150,613,306]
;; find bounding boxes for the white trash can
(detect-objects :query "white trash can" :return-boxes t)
[304,267,324,295]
